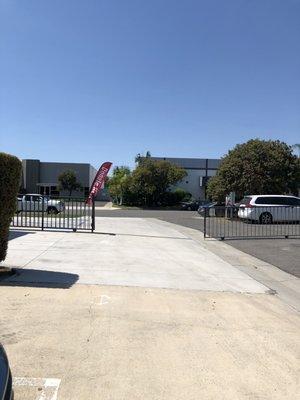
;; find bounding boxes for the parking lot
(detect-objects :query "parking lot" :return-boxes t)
[95,209,300,278]
[2,217,300,399]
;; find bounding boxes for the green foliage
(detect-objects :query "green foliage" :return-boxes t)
[107,166,131,205]
[160,188,191,206]
[130,158,187,206]
[135,150,151,164]
[160,189,190,206]
[207,139,300,202]
[174,188,192,202]
[292,144,300,157]
[109,159,187,207]
[58,170,82,197]
[0,152,22,262]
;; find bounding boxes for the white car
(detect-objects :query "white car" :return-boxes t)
[238,195,300,224]
[17,194,65,214]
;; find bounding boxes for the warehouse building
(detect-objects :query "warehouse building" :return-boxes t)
[150,157,221,200]
[20,159,109,200]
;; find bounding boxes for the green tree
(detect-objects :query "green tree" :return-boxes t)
[135,150,151,164]
[207,139,300,202]
[130,159,187,206]
[292,144,300,157]
[0,152,22,263]
[108,166,131,205]
[58,170,82,198]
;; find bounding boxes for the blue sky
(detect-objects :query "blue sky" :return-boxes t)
[1,0,299,169]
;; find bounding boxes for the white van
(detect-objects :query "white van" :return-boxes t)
[238,195,300,224]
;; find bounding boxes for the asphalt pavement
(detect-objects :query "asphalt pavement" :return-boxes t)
[95,209,300,278]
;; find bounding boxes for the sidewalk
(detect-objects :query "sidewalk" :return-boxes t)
[1,217,300,399]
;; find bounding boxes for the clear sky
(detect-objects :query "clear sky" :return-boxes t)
[1,0,299,169]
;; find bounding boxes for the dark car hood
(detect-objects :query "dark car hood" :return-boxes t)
[0,344,11,400]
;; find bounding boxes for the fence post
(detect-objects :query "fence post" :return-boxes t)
[203,211,207,238]
[91,198,95,232]
[41,195,45,231]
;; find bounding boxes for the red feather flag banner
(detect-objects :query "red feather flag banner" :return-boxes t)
[86,162,112,205]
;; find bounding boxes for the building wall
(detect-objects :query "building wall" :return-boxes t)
[21,159,111,200]
[176,168,218,199]
[39,161,92,197]
[21,160,97,198]
[22,159,40,193]
[150,157,221,199]
[39,162,90,185]
[89,165,97,187]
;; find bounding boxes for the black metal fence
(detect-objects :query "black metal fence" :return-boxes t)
[203,206,300,240]
[11,196,95,232]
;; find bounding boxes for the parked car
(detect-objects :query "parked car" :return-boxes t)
[181,200,200,211]
[197,202,226,217]
[181,200,210,211]
[17,194,65,214]
[238,195,300,224]
[0,344,13,400]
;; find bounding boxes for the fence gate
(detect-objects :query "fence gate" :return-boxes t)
[11,196,95,232]
[203,206,300,240]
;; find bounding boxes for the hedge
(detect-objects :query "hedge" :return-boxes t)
[0,152,22,263]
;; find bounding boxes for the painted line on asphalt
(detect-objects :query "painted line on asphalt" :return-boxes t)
[13,377,61,400]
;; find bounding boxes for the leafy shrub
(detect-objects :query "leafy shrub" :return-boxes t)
[207,139,300,202]
[130,158,187,206]
[174,188,191,202]
[160,189,191,206]
[160,191,179,206]
[0,153,22,262]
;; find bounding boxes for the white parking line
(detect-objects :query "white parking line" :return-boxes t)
[13,377,61,400]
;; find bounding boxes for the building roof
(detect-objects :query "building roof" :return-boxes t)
[149,157,220,170]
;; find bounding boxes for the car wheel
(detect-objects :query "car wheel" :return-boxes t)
[47,207,59,215]
[187,206,191,211]
[259,212,273,224]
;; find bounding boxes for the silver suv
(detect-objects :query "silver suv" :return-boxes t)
[238,195,300,224]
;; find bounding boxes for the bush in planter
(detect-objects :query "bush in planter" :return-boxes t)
[0,153,22,263]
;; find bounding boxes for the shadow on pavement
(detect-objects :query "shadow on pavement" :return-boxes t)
[113,232,191,240]
[206,236,300,241]
[0,268,79,288]
[9,230,36,241]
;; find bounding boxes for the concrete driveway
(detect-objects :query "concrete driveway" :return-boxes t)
[1,217,300,399]
[4,218,267,293]
[95,209,300,278]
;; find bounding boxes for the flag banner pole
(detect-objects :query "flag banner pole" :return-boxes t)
[86,162,112,205]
